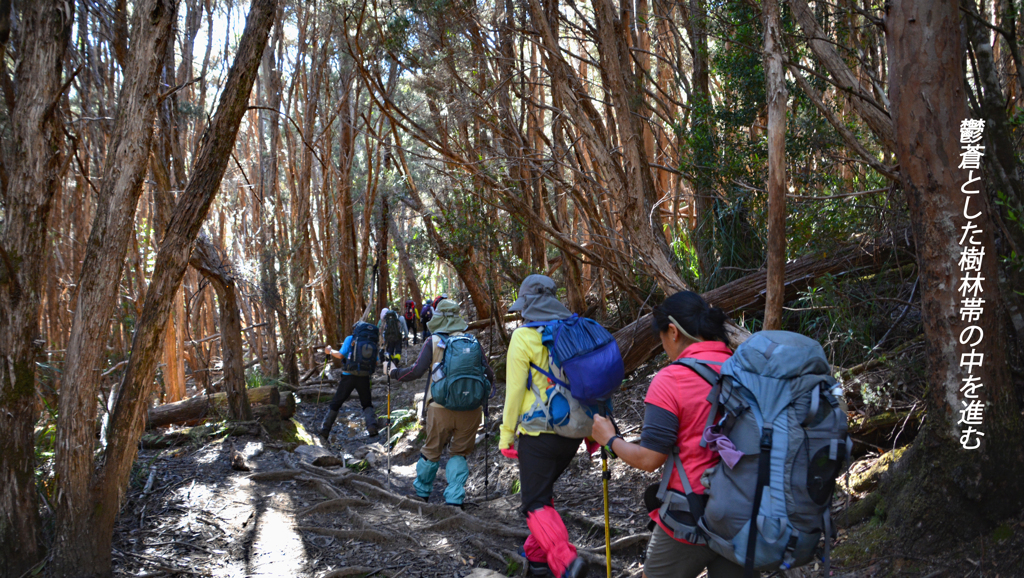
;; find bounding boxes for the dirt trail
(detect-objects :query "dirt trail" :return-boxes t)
[110,341,1015,577]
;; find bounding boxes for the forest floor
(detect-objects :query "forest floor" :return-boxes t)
[110,338,1024,578]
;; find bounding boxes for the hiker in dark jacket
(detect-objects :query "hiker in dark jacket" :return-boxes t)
[421,302,434,341]
[320,323,381,440]
[379,307,403,363]
[387,299,494,508]
[499,275,589,578]
[591,291,745,578]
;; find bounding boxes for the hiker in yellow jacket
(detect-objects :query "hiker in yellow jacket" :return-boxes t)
[499,274,588,578]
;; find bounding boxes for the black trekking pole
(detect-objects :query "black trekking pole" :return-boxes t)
[483,404,489,501]
[386,352,392,489]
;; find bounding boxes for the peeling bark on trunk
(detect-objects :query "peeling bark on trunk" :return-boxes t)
[189,236,252,421]
[51,4,178,571]
[0,2,72,574]
[45,2,275,574]
[881,0,1024,538]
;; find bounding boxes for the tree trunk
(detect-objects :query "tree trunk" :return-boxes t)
[189,236,252,420]
[51,4,178,571]
[376,194,391,314]
[762,0,788,330]
[880,0,1024,544]
[46,2,275,575]
[0,2,72,574]
[787,0,896,152]
[390,212,423,306]
[257,9,284,378]
[682,0,716,283]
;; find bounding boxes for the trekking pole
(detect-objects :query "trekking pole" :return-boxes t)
[599,406,618,578]
[386,352,392,489]
[600,447,611,578]
[483,405,489,501]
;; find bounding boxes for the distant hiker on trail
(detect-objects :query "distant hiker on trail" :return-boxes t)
[380,307,404,363]
[590,291,745,578]
[320,321,381,440]
[386,299,494,508]
[398,310,410,345]
[499,274,590,578]
[404,299,420,344]
[421,301,434,341]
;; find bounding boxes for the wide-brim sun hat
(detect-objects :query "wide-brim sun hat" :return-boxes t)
[508,274,571,322]
[427,299,469,334]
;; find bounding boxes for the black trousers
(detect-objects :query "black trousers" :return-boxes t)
[517,433,582,514]
[329,374,373,411]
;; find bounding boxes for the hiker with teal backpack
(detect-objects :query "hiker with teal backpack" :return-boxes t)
[320,321,382,440]
[499,275,625,578]
[387,299,495,508]
[592,291,850,578]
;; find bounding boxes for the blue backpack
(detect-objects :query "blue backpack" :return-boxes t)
[524,314,624,404]
[344,322,379,376]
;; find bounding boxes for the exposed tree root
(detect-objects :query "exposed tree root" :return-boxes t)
[342,479,461,519]
[296,475,341,499]
[248,469,303,481]
[297,525,392,544]
[421,512,530,538]
[563,510,627,537]
[579,533,651,554]
[297,498,371,517]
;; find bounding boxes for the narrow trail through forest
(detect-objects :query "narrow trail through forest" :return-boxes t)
[110,336,1024,578]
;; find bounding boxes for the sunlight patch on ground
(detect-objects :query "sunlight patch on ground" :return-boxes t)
[248,492,308,577]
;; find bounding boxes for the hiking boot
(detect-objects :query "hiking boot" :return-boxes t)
[561,557,588,578]
[318,410,339,441]
[517,547,551,577]
[362,406,379,437]
[445,502,464,511]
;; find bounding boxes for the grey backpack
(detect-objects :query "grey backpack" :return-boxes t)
[658,331,850,577]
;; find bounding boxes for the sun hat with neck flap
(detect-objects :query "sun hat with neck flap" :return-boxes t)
[508,274,572,322]
[427,299,469,334]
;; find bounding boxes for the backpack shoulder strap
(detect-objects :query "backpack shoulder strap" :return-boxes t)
[669,358,722,386]
[656,445,694,501]
[671,358,724,448]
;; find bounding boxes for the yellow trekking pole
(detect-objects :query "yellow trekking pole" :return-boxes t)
[601,444,612,578]
[598,404,617,578]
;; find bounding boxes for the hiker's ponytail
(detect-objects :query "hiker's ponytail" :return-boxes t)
[650,291,730,343]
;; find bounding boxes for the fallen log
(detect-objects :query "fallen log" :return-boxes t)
[614,239,902,375]
[146,386,280,429]
[466,313,522,331]
[295,384,335,403]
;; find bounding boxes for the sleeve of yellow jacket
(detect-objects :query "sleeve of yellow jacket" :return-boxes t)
[499,327,555,449]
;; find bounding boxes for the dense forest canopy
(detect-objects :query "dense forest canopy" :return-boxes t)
[1,0,1022,576]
